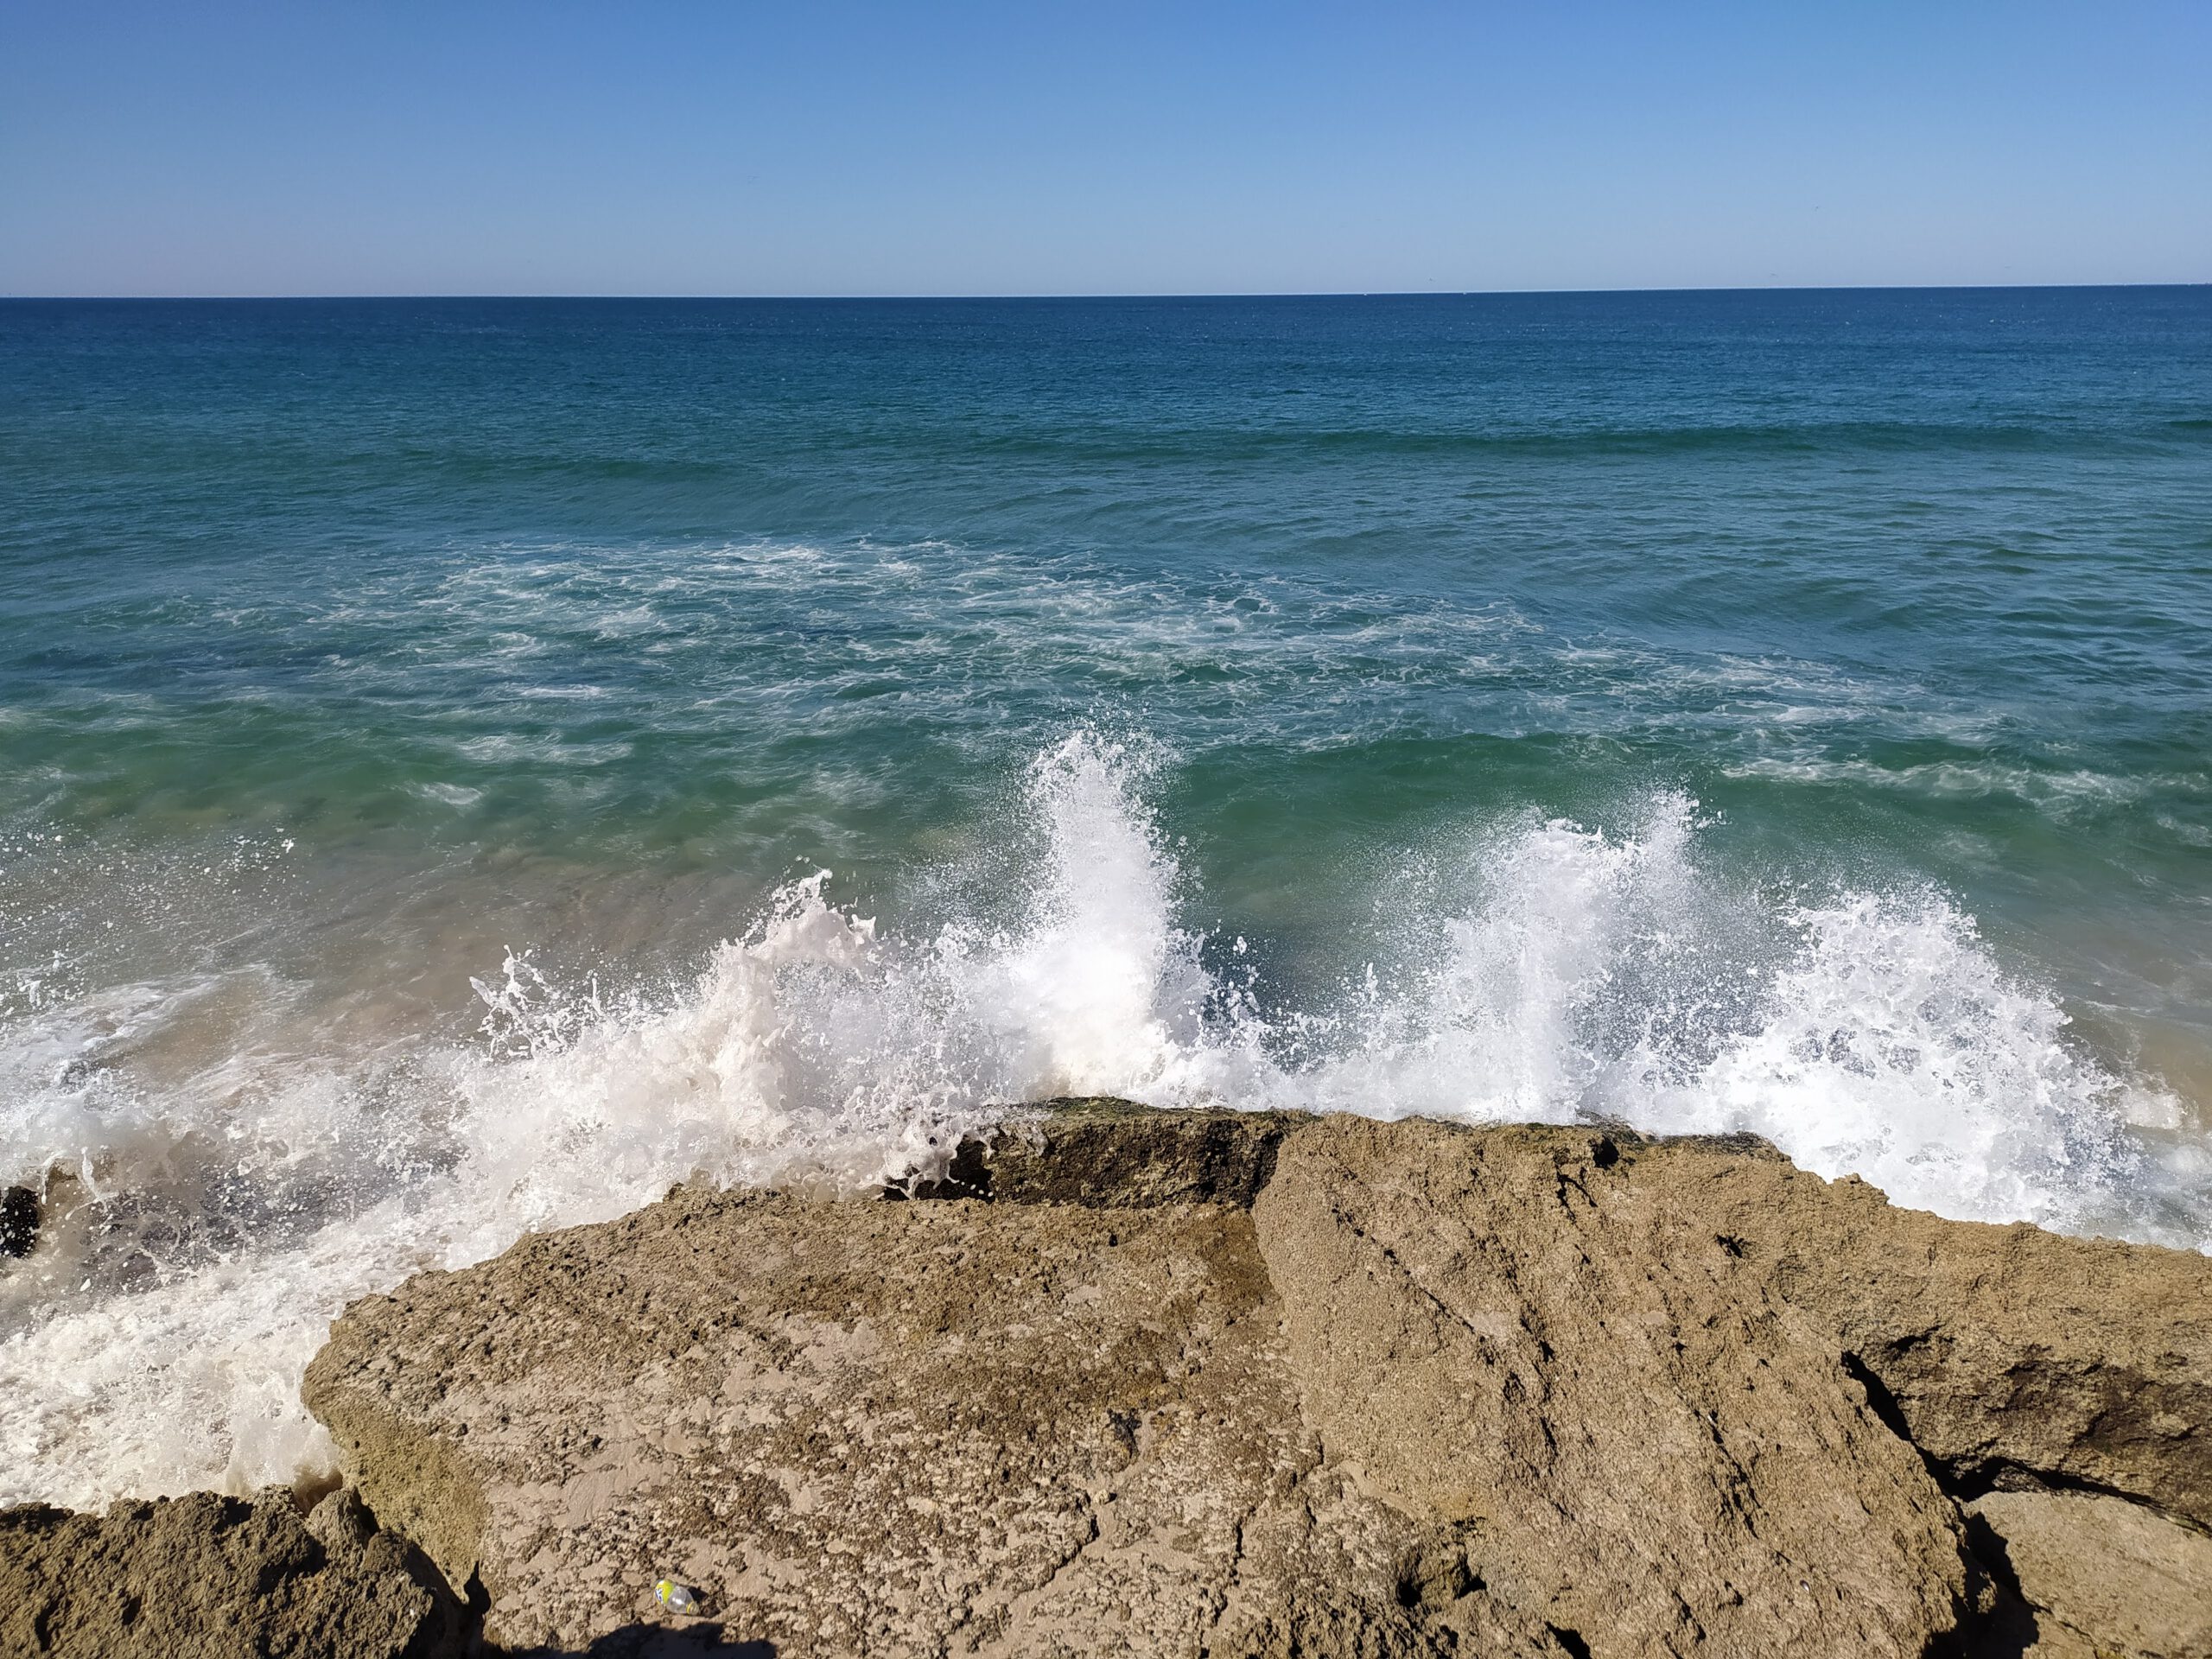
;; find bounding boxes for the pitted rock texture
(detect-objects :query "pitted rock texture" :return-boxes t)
[293,1106,2211,1659]
[1642,1146,2212,1526]
[0,1486,463,1659]
[307,1187,1563,1656]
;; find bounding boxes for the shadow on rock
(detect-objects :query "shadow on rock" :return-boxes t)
[493,1629,774,1658]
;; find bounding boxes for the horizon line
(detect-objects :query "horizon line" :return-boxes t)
[3,280,2207,304]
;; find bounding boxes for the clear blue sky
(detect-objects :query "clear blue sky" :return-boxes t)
[5,0,2206,296]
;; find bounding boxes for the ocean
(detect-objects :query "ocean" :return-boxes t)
[3,289,2209,1505]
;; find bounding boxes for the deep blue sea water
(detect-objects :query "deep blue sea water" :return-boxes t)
[3,289,2209,1501]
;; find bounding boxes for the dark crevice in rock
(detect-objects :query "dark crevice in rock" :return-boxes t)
[1841,1351,1923,1452]
[1545,1624,1592,1659]
[1551,1164,1597,1211]
[1956,1510,2026,1605]
[0,1183,40,1257]
[1943,1459,2212,1529]
[1836,1333,2103,1652]
[464,1565,493,1625]
[1842,1342,2205,1529]
[1925,1565,2043,1659]
[1933,1517,2045,1659]
[1926,1597,2040,1659]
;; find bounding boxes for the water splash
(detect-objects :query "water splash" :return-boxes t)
[0,731,2195,1509]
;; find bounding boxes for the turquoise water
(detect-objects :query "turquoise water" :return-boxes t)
[3,289,2209,1501]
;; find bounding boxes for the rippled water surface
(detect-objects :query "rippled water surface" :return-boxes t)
[3,290,2209,1503]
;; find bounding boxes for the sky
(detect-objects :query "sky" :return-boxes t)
[3,1,2208,296]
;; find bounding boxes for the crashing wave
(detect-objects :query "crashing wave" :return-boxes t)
[0,729,2193,1508]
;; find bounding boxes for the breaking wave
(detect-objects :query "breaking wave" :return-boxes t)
[0,730,2198,1508]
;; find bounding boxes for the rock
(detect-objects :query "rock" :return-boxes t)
[0,1487,465,1659]
[1967,1489,2212,1658]
[1674,1154,2212,1527]
[1254,1116,1974,1656]
[305,1180,1565,1656]
[1257,1116,2212,1521]
[289,1105,2212,1659]
[898,1096,1300,1209]
[308,1484,382,1554]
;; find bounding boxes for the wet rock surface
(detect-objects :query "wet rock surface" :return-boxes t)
[13,1103,2211,1656]
[893,1096,1302,1209]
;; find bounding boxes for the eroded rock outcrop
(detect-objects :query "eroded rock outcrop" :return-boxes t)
[1255,1118,1975,1654]
[1255,1115,2212,1649]
[305,1155,1560,1656]
[297,1103,2212,1657]
[0,1486,464,1658]
[14,1103,2206,1656]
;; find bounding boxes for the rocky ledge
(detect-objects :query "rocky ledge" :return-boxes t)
[8,1103,2211,1657]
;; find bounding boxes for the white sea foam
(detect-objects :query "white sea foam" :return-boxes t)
[1721,753,2183,811]
[0,730,2198,1509]
[409,781,485,809]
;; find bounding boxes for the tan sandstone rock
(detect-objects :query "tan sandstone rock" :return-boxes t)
[1967,1489,2212,1658]
[0,1486,463,1659]
[1667,1150,2212,1527]
[305,1178,1560,1656]
[289,1103,2209,1659]
[1254,1116,1976,1656]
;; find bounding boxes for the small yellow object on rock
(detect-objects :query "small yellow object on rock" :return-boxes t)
[654,1579,698,1614]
